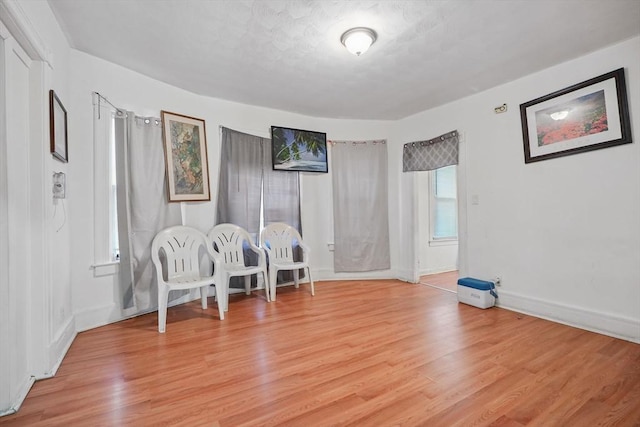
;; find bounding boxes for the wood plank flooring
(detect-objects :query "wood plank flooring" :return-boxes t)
[420,270,459,293]
[2,279,639,426]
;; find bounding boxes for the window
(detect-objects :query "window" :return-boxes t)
[431,165,458,241]
[217,127,301,236]
[92,96,120,271]
[109,116,119,261]
[217,127,302,288]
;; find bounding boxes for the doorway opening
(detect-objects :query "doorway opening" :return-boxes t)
[416,165,460,293]
[419,270,458,293]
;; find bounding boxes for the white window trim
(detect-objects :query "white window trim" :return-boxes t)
[92,94,118,275]
[429,238,458,247]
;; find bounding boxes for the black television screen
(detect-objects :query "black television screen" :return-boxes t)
[271,126,328,173]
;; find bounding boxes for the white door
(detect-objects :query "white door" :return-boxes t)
[0,30,34,415]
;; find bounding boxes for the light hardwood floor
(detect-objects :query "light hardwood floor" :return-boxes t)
[2,280,639,426]
[420,270,459,293]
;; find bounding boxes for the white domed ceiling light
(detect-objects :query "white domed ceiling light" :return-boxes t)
[340,27,377,56]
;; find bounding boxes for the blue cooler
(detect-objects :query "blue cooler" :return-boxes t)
[457,277,497,309]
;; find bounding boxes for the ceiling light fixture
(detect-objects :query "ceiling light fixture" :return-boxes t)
[340,27,377,56]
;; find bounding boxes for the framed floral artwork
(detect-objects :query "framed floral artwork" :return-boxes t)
[160,111,210,202]
[520,68,632,163]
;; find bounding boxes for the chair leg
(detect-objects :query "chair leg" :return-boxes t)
[270,268,278,301]
[224,275,230,312]
[244,275,251,296]
[262,270,270,302]
[214,284,225,320]
[306,267,315,296]
[293,269,299,288]
[158,285,169,333]
[200,286,208,309]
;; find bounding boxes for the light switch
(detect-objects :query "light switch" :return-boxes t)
[53,172,66,199]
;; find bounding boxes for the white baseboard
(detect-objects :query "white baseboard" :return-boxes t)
[1,317,76,417]
[45,315,77,378]
[74,302,120,332]
[74,291,204,333]
[497,289,640,344]
[395,268,415,283]
[0,376,35,417]
[419,267,458,276]
[315,268,398,282]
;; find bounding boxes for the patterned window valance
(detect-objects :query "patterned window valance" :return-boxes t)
[402,130,459,172]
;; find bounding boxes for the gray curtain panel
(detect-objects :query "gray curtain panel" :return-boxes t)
[216,127,264,238]
[217,127,302,285]
[403,130,459,172]
[262,139,301,234]
[216,128,265,288]
[115,112,182,314]
[332,140,390,272]
[113,112,135,310]
[263,138,303,282]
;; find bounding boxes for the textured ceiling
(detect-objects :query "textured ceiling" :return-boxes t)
[48,0,640,120]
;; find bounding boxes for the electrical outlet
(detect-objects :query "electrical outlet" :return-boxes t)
[495,276,502,286]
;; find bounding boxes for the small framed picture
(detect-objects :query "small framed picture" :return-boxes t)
[49,90,68,163]
[160,110,211,202]
[520,68,632,163]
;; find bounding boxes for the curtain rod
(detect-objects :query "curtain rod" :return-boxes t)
[92,92,161,125]
[93,91,120,110]
[328,140,386,145]
[93,91,124,119]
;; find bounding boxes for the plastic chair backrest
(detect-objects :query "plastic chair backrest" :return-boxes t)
[151,226,207,281]
[261,223,301,263]
[208,224,253,268]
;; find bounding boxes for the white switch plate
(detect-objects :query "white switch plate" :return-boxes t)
[53,172,66,199]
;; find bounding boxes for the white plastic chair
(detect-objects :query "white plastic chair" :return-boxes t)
[208,223,270,311]
[151,225,224,333]
[260,222,314,301]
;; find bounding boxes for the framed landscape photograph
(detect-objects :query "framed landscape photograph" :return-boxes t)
[520,68,632,163]
[271,126,328,172]
[161,111,210,202]
[49,90,68,163]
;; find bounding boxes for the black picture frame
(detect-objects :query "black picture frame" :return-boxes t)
[49,90,68,163]
[160,110,211,202]
[520,68,632,163]
[271,126,328,173]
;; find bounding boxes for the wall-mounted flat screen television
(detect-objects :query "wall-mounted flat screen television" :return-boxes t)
[271,126,328,173]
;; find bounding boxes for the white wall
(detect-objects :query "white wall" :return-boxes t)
[397,37,640,342]
[67,50,397,331]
